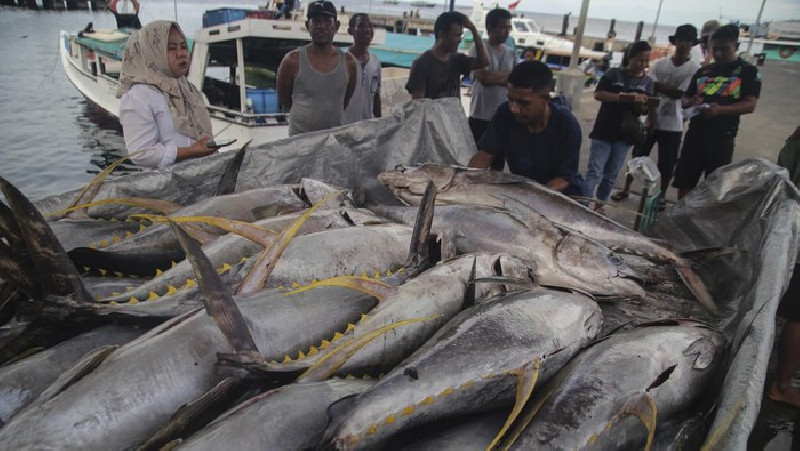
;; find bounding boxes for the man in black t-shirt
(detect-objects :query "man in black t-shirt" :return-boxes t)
[672,25,761,198]
[405,11,488,100]
[468,61,581,194]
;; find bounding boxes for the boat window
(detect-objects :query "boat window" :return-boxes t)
[513,20,531,33]
[202,37,290,113]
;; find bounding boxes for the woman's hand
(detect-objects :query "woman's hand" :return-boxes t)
[177,135,216,161]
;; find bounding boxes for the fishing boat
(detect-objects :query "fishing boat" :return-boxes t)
[409,1,436,8]
[59,9,387,151]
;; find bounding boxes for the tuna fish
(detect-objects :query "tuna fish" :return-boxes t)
[272,253,533,380]
[502,321,725,450]
[322,289,603,449]
[368,203,645,299]
[377,164,716,313]
[177,379,375,450]
[68,185,309,276]
[0,324,143,424]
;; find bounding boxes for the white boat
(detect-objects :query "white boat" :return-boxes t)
[60,12,387,152]
[468,0,604,70]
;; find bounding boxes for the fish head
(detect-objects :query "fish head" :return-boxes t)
[683,328,725,370]
[377,164,458,196]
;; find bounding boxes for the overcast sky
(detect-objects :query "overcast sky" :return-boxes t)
[506,0,799,27]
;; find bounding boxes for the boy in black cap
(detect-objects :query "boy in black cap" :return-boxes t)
[276,0,357,135]
[613,24,701,204]
[672,24,761,198]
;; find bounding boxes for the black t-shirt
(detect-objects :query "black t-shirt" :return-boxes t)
[478,101,581,185]
[589,67,654,142]
[685,58,761,135]
[405,51,470,99]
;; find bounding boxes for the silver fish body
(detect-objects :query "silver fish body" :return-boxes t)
[178,379,374,451]
[509,322,725,450]
[0,325,143,424]
[323,289,603,450]
[0,285,382,450]
[370,204,645,298]
[377,164,716,312]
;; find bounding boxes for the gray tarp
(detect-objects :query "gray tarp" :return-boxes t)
[654,159,799,449]
[34,99,476,217]
[31,96,799,446]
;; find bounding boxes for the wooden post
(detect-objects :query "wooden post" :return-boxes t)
[634,21,644,42]
[560,13,570,36]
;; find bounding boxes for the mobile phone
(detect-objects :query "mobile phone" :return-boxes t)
[207,138,237,149]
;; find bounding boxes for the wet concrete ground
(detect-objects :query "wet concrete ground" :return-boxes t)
[576,59,800,449]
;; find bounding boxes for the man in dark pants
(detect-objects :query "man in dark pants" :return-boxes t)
[468,61,581,195]
[672,25,761,199]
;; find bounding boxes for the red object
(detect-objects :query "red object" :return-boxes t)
[246,10,275,20]
[508,0,521,10]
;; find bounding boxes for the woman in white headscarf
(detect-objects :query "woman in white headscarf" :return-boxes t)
[117,20,215,168]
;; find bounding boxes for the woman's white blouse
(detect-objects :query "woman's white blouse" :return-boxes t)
[119,84,194,168]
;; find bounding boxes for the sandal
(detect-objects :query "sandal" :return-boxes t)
[611,191,629,201]
[593,205,606,216]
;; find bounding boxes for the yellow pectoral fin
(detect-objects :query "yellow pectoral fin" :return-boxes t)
[590,393,658,451]
[284,275,398,301]
[487,359,541,451]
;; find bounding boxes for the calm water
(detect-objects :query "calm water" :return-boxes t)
[0,1,677,200]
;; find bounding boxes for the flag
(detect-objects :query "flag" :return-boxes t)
[508,0,521,10]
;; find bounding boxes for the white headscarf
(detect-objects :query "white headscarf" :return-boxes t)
[116,20,213,140]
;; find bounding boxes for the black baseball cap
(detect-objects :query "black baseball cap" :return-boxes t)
[307,0,337,19]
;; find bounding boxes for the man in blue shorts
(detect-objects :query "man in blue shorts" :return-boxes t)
[672,24,761,199]
[468,61,582,195]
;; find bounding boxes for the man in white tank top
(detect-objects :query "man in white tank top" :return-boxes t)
[277,0,357,135]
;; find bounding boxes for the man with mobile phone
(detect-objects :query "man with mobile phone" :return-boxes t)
[672,25,761,199]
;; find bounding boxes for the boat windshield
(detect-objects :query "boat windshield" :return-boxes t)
[513,20,538,34]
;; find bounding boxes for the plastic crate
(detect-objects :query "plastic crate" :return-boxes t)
[202,8,249,28]
[246,89,279,114]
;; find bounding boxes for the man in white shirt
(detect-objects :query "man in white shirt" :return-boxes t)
[342,13,382,123]
[468,8,515,170]
[613,24,702,204]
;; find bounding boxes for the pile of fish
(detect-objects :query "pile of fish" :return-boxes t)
[0,159,772,450]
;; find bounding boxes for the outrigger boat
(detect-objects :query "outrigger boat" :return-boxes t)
[60,10,387,151]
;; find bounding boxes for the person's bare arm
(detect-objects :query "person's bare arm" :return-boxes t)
[131,0,139,13]
[468,150,495,168]
[654,81,683,99]
[595,91,626,102]
[546,177,569,192]
[465,19,489,70]
[473,67,510,86]
[344,52,358,109]
[702,96,758,118]
[177,135,215,161]
[276,50,299,111]
[108,0,118,13]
